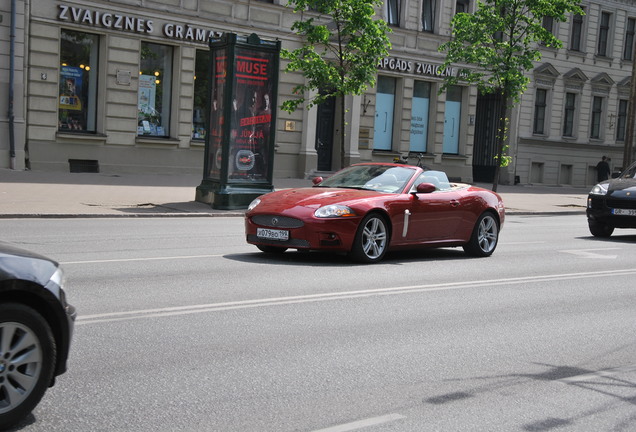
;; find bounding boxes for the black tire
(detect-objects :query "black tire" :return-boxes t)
[463,212,499,257]
[257,245,288,254]
[0,303,56,430]
[588,220,614,237]
[349,213,390,263]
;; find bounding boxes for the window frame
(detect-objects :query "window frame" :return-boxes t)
[570,12,584,51]
[533,88,548,135]
[624,18,636,61]
[386,0,401,26]
[617,99,628,141]
[597,11,611,57]
[138,41,174,138]
[58,29,100,134]
[590,96,604,139]
[422,0,435,33]
[562,92,576,137]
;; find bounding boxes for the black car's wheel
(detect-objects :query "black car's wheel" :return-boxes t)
[588,220,614,237]
[257,245,288,254]
[350,213,389,263]
[0,303,56,430]
[463,212,499,257]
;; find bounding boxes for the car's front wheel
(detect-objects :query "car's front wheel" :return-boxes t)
[463,212,499,257]
[350,213,389,263]
[588,220,614,237]
[0,303,56,430]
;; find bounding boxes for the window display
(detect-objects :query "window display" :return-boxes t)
[58,30,98,132]
[138,42,173,137]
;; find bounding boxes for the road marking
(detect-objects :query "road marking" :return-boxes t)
[76,268,636,325]
[61,254,224,264]
[560,248,621,259]
[558,365,636,383]
[311,414,406,432]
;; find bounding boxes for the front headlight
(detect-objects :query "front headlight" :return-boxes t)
[314,205,356,218]
[589,184,608,195]
[247,198,261,211]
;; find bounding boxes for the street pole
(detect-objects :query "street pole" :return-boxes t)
[624,37,636,169]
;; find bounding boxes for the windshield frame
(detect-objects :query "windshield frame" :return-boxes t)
[315,164,418,193]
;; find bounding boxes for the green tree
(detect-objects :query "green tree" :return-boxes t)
[281,0,392,169]
[439,0,584,191]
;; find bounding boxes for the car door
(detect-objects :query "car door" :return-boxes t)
[405,175,465,241]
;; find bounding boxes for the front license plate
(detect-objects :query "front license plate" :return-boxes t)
[612,208,636,216]
[257,228,289,241]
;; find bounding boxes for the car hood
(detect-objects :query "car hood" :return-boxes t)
[605,178,636,197]
[255,187,392,212]
[0,242,59,285]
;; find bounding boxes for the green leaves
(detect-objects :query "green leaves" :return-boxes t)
[281,0,392,112]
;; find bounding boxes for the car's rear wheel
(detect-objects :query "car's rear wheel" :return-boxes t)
[0,303,56,430]
[588,220,614,237]
[463,212,499,257]
[350,213,389,263]
[257,245,288,254]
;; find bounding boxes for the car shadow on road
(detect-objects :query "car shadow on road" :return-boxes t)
[579,234,636,244]
[225,247,468,266]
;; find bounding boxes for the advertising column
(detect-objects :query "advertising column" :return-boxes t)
[196,33,280,210]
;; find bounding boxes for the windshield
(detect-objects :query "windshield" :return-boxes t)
[317,165,417,193]
[620,161,636,179]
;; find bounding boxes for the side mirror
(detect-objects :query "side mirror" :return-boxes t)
[415,183,436,194]
[312,176,324,185]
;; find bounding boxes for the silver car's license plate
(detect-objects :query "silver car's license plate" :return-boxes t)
[257,228,289,241]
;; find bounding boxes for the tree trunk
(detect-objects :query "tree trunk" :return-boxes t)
[340,95,347,169]
[491,90,509,192]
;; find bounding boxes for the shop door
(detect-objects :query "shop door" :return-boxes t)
[472,92,502,182]
[316,96,335,171]
[374,76,396,151]
[315,98,336,171]
[443,86,462,154]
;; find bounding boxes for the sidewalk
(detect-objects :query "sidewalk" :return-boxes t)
[0,169,589,218]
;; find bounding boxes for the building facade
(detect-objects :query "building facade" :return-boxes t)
[1,0,635,186]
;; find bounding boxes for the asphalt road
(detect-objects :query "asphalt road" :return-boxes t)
[2,215,636,431]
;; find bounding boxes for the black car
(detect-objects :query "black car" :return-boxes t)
[0,243,76,429]
[587,161,636,237]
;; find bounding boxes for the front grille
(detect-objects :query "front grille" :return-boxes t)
[251,215,304,228]
[606,198,636,210]
[588,197,604,210]
[247,234,310,248]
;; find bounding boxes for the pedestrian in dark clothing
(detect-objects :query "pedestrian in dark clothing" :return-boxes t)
[596,156,611,182]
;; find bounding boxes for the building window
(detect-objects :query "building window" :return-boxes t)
[617,99,628,141]
[624,18,636,61]
[422,0,435,32]
[387,0,400,26]
[138,42,173,137]
[443,86,462,154]
[58,30,99,133]
[533,88,547,135]
[590,96,603,139]
[373,76,396,151]
[563,93,576,137]
[597,12,611,57]
[410,81,431,152]
[542,16,554,34]
[455,0,469,14]
[570,12,583,51]
[193,50,209,140]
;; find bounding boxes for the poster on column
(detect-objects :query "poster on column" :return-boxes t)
[208,50,227,180]
[228,47,274,182]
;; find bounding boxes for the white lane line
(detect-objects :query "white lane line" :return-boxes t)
[559,365,636,383]
[560,248,621,259]
[311,414,406,432]
[61,254,224,264]
[75,268,636,325]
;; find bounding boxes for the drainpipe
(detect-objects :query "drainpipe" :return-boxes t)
[8,0,16,169]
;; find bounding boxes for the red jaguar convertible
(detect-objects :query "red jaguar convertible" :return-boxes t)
[245,163,505,263]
